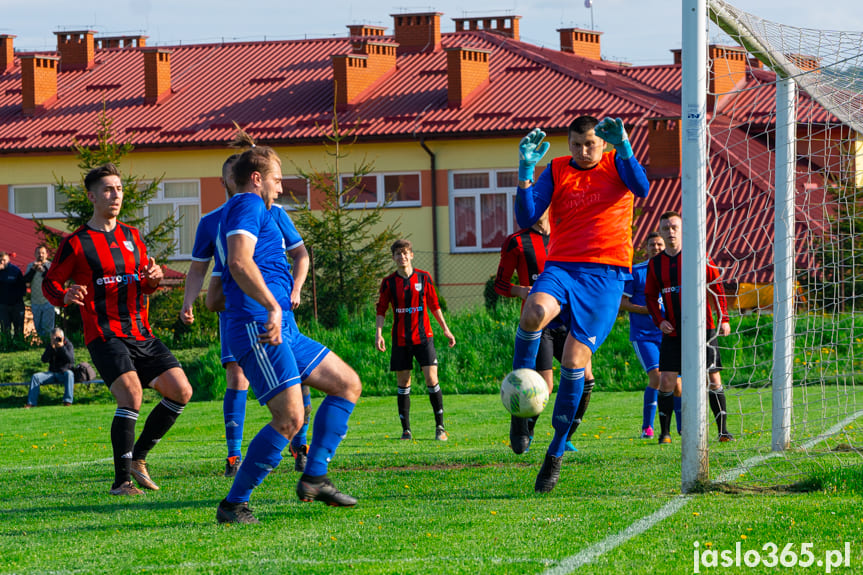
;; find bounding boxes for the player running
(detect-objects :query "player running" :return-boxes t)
[214,143,361,524]
[512,116,649,493]
[375,239,456,442]
[181,154,313,477]
[494,208,595,454]
[43,163,193,496]
[644,211,733,444]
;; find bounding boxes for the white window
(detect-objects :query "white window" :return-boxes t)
[276,176,310,210]
[145,180,200,259]
[339,172,421,208]
[449,169,519,252]
[9,184,68,217]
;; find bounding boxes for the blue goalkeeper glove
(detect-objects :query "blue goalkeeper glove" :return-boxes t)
[595,117,633,159]
[518,128,550,182]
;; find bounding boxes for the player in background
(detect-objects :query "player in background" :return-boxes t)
[645,211,733,444]
[214,141,361,524]
[494,208,594,454]
[621,231,681,439]
[43,163,193,496]
[181,154,313,477]
[513,116,649,493]
[375,239,456,441]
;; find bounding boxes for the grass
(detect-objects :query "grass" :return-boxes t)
[2,392,862,574]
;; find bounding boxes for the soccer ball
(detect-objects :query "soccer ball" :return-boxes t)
[500,368,549,418]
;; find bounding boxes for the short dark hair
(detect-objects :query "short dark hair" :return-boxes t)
[222,153,241,181]
[568,115,600,137]
[646,231,663,241]
[659,210,681,222]
[232,147,281,188]
[391,239,413,255]
[84,163,121,192]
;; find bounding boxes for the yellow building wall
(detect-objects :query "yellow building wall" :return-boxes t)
[0,133,572,310]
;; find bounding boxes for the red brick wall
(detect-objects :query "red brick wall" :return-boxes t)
[21,56,58,114]
[647,118,681,178]
[144,50,172,104]
[0,35,13,72]
[56,32,94,71]
[559,29,601,60]
[333,42,396,108]
[393,13,441,52]
[446,48,490,108]
[200,177,225,214]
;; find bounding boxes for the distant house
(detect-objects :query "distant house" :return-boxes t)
[0,14,858,309]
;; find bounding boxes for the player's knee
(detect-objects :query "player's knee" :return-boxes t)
[520,301,550,330]
[340,369,362,403]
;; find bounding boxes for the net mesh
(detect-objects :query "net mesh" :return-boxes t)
[704,0,863,486]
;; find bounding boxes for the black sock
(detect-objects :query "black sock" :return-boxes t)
[658,392,674,437]
[567,378,594,440]
[397,386,411,432]
[709,387,729,435]
[527,413,539,436]
[111,407,138,488]
[428,384,444,428]
[132,398,185,460]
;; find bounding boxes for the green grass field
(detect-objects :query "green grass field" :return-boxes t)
[2,392,862,574]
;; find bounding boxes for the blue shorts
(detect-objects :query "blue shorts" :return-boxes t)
[530,263,625,354]
[283,311,330,380]
[226,317,301,406]
[631,338,661,373]
[219,313,237,365]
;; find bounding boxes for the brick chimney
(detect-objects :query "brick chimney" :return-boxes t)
[144,48,172,104]
[332,39,398,110]
[54,30,96,71]
[558,28,602,60]
[708,44,747,104]
[20,55,59,115]
[445,47,491,108]
[0,35,14,73]
[453,15,520,40]
[646,117,681,178]
[786,53,821,72]
[391,12,441,53]
[96,35,148,49]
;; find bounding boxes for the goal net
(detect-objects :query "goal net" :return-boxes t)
[700,0,863,487]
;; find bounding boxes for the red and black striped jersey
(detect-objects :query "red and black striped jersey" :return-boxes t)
[644,251,729,337]
[43,222,157,345]
[494,227,550,297]
[376,268,441,346]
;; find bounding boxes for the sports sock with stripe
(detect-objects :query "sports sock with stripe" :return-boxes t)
[428,384,444,428]
[567,378,594,440]
[708,387,729,435]
[305,395,355,477]
[397,386,411,432]
[657,391,674,437]
[223,388,247,459]
[513,326,542,370]
[674,394,683,434]
[548,367,584,457]
[132,398,186,461]
[111,407,138,488]
[226,423,287,503]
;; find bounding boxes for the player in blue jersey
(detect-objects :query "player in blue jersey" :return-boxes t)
[621,232,682,439]
[214,140,361,524]
[182,154,315,478]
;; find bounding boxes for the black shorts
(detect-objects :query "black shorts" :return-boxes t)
[658,329,723,374]
[390,340,438,372]
[87,337,182,388]
[537,325,567,372]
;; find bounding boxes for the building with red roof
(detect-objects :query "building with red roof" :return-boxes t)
[0,13,856,309]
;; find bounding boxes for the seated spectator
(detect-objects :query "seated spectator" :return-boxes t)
[26,327,75,408]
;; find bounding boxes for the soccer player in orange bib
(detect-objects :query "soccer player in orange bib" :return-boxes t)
[512,116,649,493]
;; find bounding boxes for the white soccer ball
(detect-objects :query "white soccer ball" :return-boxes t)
[501,368,549,418]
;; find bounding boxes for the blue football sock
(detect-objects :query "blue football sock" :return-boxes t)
[226,423,287,503]
[643,386,658,430]
[305,395,355,477]
[291,385,312,449]
[548,367,585,457]
[223,389,248,459]
[513,326,542,370]
[674,395,682,434]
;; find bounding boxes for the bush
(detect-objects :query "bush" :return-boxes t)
[147,287,219,349]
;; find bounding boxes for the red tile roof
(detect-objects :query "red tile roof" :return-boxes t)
[0,209,60,269]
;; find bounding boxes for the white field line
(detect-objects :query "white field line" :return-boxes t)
[544,408,863,575]
[2,457,113,472]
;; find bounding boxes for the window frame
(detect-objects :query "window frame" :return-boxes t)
[338,171,422,209]
[276,176,311,210]
[448,168,519,253]
[143,179,201,260]
[8,184,67,218]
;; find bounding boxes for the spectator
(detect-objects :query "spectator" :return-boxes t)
[25,327,75,407]
[25,245,55,340]
[0,251,26,338]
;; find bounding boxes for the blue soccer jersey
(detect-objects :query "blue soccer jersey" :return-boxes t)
[217,193,293,322]
[191,205,225,263]
[623,260,663,342]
